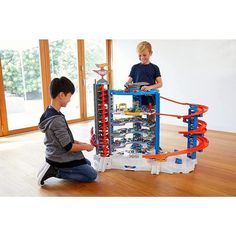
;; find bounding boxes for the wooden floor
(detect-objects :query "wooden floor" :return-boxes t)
[0,121,235,196]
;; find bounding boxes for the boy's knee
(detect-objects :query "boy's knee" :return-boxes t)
[92,170,97,180]
[86,159,91,166]
[89,170,97,182]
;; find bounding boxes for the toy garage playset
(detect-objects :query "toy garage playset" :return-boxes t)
[90,64,209,175]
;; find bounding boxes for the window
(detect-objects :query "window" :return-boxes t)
[0,40,44,130]
[49,40,80,120]
[0,39,111,136]
[84,40,106,117]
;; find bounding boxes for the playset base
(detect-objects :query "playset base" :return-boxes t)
[94,154,197,175]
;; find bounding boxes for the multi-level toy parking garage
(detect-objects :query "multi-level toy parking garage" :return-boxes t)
[91,65,209,175]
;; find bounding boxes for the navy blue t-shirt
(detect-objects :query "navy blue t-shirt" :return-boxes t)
[129,63,161,105]
[129,63,161,85]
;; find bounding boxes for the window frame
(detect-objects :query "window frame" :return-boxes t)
[0,39,113,136]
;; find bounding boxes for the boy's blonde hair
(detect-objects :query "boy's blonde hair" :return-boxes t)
[136,41,153,54]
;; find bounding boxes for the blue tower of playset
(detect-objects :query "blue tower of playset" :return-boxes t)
[91,64,209,175]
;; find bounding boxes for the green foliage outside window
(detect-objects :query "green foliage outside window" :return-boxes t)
[0,47,41,99]
[0,40,105,100]
[50,40,78,86]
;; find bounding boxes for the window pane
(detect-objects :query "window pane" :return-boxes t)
[0,40,44,130]
[49,40,80,120]
[84,40,106,117]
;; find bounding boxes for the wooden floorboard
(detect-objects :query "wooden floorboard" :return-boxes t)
[0,121,235,196]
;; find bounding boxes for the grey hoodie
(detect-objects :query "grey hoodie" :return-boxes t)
[39,106,85,168]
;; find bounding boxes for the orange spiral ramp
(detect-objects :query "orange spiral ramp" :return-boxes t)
[143,136,209,160]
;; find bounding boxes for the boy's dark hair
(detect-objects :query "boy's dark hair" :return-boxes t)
[50,76,75,99]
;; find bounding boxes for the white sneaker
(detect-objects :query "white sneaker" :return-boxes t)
[37,162,48,178]
[37,163,58,186]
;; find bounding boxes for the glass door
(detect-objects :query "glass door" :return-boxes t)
[0,39,112,136]
[49,40,80,121]
[0,40,44,131]
[84,40,106,117]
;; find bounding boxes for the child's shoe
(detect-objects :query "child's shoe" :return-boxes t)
[37,163,58,186]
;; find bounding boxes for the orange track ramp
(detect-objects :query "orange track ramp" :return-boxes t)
[143,136,209,160]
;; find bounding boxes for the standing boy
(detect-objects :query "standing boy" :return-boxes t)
[125,41,163,105]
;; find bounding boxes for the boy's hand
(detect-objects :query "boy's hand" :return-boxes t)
[86,144,94,152]
[124,82,130,88]
[71,142,94,153]
[141,86,150,91]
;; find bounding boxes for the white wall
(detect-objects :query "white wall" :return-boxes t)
[113,40,236,133]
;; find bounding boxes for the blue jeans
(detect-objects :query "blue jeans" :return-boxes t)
[57,158,97,182]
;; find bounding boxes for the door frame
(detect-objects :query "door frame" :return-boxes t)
[0,58,8,136]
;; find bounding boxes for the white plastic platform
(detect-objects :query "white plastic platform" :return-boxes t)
[94,154,197,175]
